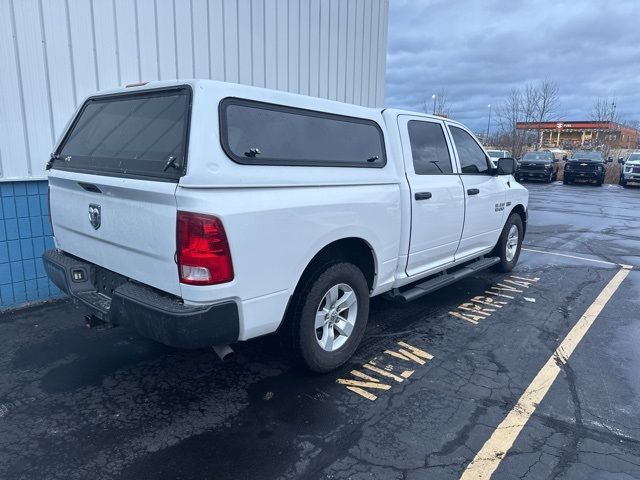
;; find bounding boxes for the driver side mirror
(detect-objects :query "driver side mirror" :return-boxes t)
[562,155,568,161]
[496,157,516,175]
[618,157,625,164]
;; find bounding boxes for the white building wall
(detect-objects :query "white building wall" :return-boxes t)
[0,0,389,181]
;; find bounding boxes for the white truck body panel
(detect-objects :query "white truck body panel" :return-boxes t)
[45,79,528,345]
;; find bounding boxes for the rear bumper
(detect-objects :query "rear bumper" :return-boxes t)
[43,249,239,348]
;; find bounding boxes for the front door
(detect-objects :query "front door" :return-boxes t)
[447,124,506,260]
[399,115,465,277]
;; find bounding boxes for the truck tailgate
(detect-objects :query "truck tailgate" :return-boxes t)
[49,172,181,296]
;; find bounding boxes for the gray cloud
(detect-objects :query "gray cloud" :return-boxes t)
[385,0,640,132]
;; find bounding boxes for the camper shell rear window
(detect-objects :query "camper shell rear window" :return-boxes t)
[219,98,386,168]
[53,86,192,182]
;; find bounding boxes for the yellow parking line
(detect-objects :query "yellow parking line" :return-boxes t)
[460,265,632,480]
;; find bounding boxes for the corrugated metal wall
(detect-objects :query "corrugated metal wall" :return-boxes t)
[0,0,389,181]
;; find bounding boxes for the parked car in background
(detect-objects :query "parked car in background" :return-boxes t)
[563,151,610,186]
[486,149,512,167]
[546,148,570,162]
[43,80,528,372]
[619,152,640,187]
[516,151,559,183]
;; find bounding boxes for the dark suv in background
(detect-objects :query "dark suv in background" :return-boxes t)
[516,151,559,183]
[563,151,610,186]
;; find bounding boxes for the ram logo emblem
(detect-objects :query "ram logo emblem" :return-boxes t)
[88,204,101,230]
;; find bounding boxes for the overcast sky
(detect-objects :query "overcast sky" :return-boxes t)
[385,0,640,133]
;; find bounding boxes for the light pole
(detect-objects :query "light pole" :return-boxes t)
[432,94,436,115]
[485,104,492,143]
[609,100,616,147]
[611,100,616,123]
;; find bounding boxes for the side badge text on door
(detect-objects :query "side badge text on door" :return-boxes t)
[89,204,101,230]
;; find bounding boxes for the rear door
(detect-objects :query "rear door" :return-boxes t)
[399,115,465,276]
[446,124,507,260]
[48,86,191,296]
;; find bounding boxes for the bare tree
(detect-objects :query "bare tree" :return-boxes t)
[534,80,560,148]
[627,119,640,129]
[589,96,628,155]
[497,89,523,157]
[591,96,622,124]
[495,83,546,157]
[423,89,452,118]
[520,83,541,149]
[521,84,539,122]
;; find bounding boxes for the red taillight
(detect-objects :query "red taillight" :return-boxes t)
[176,212,234,285]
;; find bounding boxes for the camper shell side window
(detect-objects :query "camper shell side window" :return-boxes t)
[219,98,386,168]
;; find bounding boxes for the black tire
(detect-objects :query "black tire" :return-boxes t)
[283,262,369,373]
[546,171,553,183]
[552,171,558,181]
[492,213,523,273]
[620,178,626,187]
[563,176,571,185]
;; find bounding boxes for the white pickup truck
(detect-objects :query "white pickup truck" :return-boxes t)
[44,80,528,372]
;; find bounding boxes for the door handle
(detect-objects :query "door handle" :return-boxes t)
[414,192,432,200]
[467,188,480,196]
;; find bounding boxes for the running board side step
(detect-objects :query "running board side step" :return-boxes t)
[391,256,501,303]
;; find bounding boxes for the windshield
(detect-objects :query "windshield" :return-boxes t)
[522,152,552,161]
[570,151,603,161]
[627,153,640,161]
[55,86,191,181]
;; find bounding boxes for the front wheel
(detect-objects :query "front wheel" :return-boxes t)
[492,213,523,273]
[284,262,369,373]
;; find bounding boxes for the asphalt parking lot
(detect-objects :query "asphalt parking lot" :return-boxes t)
[1,181,639,480]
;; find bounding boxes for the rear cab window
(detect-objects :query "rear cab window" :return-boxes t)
[53,86,192,182]
[407,120,453,175]
[219,98,386,168]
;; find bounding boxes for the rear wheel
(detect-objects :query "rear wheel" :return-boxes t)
[492,213,523,273]
[284,262,369,373]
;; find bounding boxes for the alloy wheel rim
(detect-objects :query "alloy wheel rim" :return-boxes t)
[315,283,358,352]
[506,224,519,262]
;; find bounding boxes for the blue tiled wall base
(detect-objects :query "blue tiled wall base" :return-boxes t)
[0,181,63,308]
